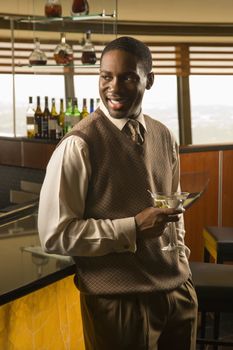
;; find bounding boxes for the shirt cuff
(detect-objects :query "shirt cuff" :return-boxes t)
[112,217,137,253]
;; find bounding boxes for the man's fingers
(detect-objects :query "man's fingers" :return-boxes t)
[135,206,184,234]
[157,213,181,224]
[160,207,184,215]
[166,214,181,222]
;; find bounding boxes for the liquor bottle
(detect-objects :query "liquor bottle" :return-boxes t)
[71,97,81,127]
[81,30,97,65]
[29,37,47,66]
[34,96,43,139]
[90,98,95,113]
[81,98,89,119]
[64,98,73,134]
[49,98,59,139]
[26,96,35,138]
[71,0,89,16]
[41,96,50,139]
[54,33,73,65]
[58,98,65,138]
[95,97,100,109]
[45,0,62,17]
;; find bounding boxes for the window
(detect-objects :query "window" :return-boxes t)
[190,75,233,144]
[74,75,99,112]
[142,75,179,142]
[0,74,14,136]
[1,38,233,145]
[0,74,65,137]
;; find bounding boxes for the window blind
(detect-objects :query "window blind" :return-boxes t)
[1,39,233,75]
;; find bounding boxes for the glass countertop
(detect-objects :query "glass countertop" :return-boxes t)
[0,211,74,305]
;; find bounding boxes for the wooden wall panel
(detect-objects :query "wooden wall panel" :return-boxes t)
[180,151,219,261]
[0,139,21,166]
[22,142,56,170]
[0,139,56,170]
[222,150,233,226]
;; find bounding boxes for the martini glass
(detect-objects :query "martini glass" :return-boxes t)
[148,191,189,252]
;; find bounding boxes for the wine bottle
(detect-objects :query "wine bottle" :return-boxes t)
[64,98,73,134]
[95,97,100,109]
[71,97,81,127]
[41,96,50,139]
[81,98,89,119]
[58,98,65,139]
[49,98,58,140]
[90,98,94,113]
[81,30,97,65]
[34,96,43,139]
[26,96,35,138]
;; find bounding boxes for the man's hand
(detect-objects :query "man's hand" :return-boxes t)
[135,206,184,237]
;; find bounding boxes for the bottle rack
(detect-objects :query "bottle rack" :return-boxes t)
[10,9,117,70]
[16,58,101,71]
[18,11,116,24]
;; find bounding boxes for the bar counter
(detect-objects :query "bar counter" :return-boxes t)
[0,206,84,350]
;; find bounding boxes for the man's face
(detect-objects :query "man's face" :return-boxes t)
[99,49,153,119]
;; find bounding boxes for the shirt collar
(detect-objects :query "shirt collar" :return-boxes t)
[99,100,147,132]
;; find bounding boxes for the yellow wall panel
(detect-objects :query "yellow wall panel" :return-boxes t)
[0,275,85,350]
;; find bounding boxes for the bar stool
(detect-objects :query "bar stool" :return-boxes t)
[198,226,233,349]
[190,262,233,349]
[203,226,233,263]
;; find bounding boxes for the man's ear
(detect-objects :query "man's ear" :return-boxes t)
[146,72,154,90]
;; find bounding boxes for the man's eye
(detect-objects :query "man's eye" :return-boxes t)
[125,75,137,82]
[101,75,112,81]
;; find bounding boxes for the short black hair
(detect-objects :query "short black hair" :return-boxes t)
[100,36,152,74]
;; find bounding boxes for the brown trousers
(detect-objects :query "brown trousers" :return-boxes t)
[80,277,198,350]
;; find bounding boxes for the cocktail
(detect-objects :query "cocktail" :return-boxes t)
[148,191,189,251]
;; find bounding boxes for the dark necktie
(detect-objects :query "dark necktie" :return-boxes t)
[125,119,144,145]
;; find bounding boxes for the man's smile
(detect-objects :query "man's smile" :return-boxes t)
[107,97,127,110]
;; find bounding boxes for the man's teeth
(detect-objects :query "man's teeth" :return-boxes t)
[108,98,125,109]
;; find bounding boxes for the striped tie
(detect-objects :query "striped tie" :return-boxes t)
[126,119,144,145]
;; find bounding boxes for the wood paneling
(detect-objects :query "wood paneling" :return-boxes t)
[22,142,56,170]
[0,138,56,169]
[222,150,233,226]
[180,151,219,261]
[0,139,21,166]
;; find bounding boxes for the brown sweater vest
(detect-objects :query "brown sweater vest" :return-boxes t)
[63,109,190,295]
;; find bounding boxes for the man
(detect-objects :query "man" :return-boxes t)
[38,36,198,350]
